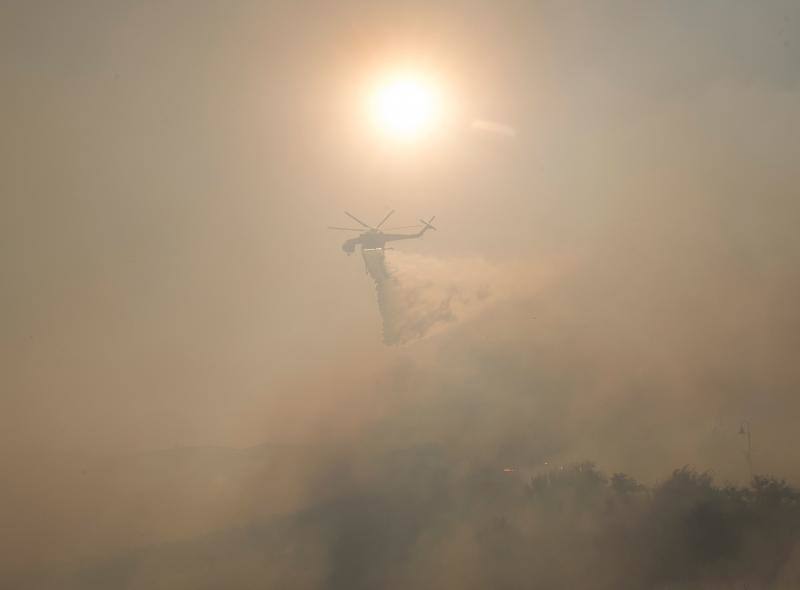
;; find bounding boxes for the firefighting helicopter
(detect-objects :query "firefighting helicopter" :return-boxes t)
[328,210,437,255]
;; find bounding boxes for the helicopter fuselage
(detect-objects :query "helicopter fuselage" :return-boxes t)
[342,230,387,254]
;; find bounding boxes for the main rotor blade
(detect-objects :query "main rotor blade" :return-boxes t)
[383,225,422,230]
[344,211,372,229]
[327,226,363,231]
[375,209,395,229]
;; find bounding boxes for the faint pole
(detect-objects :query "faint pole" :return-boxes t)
[739,421,753,482]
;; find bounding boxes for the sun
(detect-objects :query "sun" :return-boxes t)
[369,74,442,141]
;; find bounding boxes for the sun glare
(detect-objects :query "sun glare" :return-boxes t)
[370,74,442,141]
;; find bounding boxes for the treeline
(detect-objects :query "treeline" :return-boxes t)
[292,459,800,589]
[476,463,800,589]
[58,458,800,590]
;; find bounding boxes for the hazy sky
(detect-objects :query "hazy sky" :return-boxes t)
[3,0,800,465]
[5,2,800,584]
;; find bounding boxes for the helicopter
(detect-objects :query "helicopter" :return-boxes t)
[328,210,437,255]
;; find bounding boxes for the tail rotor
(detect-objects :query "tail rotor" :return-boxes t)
[418,216,437,231]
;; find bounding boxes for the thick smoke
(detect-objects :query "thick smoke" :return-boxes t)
[7,250,800,588]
